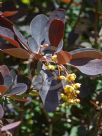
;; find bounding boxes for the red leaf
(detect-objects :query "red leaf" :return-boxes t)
[11,95,29,102]
[70,48,102,60]
[1,121,21,131]
[3,48,30,59]
[1,11,17,17]
[0,16,13,29]
[34,54,43,60]
[0,35,20,48]
[0,85,8,94]
[57,50,72,64]
[49,19,64,47]
[61,0,72,3]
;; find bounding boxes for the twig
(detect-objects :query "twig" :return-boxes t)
[94,0,99,48]
[48,123,53,136]
[73,0,84,30]
[93,109,102,136]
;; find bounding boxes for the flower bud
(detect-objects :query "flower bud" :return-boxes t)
[75,99,80,103]
[58,75,66,80]
[73,83,81,89]
[60,93,67,101]
[75,90,80,94]
[51,55,57,62]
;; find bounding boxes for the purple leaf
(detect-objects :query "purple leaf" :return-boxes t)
[75,59,102,75]
[70,58,91,66]
[27,37,39,53]
[32,70,51,103]
[7,83,27,95]
[44,79,62,112]
[0,105,4,119]
[4,75,13,87]
[44,89,59,112]
[0,26,14,38]
[13,26,28,48]
[17,75,31,89]
[68,30,79,46]
[30,14,48,45]
[39,79,52,104]
[33,70,62,112]
[49,8,65,22]
[10,70,17,81]
[0,26,20,48]
[55,40,63,53]
[0,65,10,78]
[1,121,21,131]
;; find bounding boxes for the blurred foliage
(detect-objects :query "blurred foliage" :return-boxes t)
[0,0,102,136]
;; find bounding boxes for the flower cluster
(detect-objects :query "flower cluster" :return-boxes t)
[61,78,81,104]
[44,54,81,105]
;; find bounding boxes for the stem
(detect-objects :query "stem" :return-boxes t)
[48,123,53,136]
[14,105,24,136]
[93,109,102,136]
[73,0,84,30]
[41,106,53,136]
[94,1,99,48]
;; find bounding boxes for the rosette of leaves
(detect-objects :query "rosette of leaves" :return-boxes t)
[0,9,102,111]
[0,65,27,97]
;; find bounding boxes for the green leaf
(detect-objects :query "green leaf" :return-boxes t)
[70,126,78,136]
[96,80,102,90]
[21,0,31,4]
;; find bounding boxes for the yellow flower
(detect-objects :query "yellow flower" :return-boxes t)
[46,64,56,71]
[51,55,57,62]
[58,75,66,80]
[64,85,74,93]
[68,99,75,104]
[66,73,76,82]
[72,83,81,89]
[75,99,80,103]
